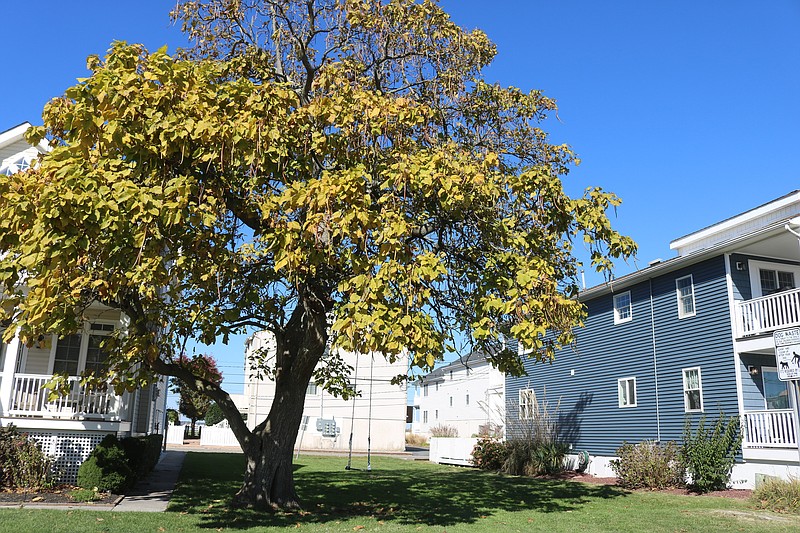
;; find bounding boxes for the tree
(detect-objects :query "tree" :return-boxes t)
[166,409,181,425]
[0,0,636,509]
[205,402,225,427]
[173,355,223,435]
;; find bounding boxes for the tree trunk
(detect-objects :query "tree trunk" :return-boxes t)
[232,376,308,509]
[231,292,329,509]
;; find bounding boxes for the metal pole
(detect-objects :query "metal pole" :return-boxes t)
[794,381,800,465]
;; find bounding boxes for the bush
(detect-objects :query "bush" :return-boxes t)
[205,402,225,426]
[0,425,52,490]
[121,434,162,479]
[610,440,685,489]
[751,476,800,514]
[682,414,742,493]
[429,424,459,438]
[502,439,568,476]
[77,435,135,493]
[405,432,429,447]
[472,437,507,470]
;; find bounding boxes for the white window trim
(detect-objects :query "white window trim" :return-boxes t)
[676,275,696,319]
[617,377,637,408]
[762,366,790,410]
[519,388,536,419]
[47,320,117,376]
[613,291,632,324]
[682,366,704,413]
[748,260,800,298]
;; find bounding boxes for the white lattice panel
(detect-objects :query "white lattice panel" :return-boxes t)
[26,431,107,484]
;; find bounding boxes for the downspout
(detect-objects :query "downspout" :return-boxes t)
[649,278,662,442]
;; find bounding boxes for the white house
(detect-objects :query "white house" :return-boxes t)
[0,123,168,482]
[410,352,505,438]
[244,330,408,453]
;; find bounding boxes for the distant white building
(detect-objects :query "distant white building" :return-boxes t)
[244,331,408,452]
[410,352,505,438]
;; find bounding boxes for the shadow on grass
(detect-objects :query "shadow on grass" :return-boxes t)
[169,452,627,530]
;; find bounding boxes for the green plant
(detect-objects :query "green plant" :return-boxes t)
[405,432,429,447]
[121,434,163,479]
[77,435,135,493]
[501,439,568,476]
[471,438,507,470]
[166,408,180,425]
[751,476,800,514]
[0,425,52,490]
[205,402,225,426]
[682,414,742,493]
[610,440,685,489]
[429,425,459,438]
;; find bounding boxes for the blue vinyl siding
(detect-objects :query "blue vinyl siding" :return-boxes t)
[507,255,738,454]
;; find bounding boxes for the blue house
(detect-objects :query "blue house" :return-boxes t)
[506,190,800,488]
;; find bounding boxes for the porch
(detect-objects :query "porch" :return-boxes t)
[0,373,127,421]
[741,409,797,449]
[735,286,800,337]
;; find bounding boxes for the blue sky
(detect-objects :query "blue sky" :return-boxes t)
[2,1,799,396]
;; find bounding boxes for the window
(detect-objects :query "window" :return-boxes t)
[676,275,696,318]
[618,377,637,407]
[424,384,429,397]
[759,269,796,296]
[306,382,318,395]
[450,371,453,380]
[682,367,703,412]
[613,291,632,324]
[519,389,536,419]
[466,394,470,406]
[435,409,439,420]
[53,322,115,376]
[423,411,428,423]
[53,334,82,375]
[763,368,790,410]
[435,382,439,391]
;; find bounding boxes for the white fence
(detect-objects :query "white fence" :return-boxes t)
[742,410,797,448]
[736,288,800,337]
[8,373,121,419]
[199,425,240,447]
[166,424,185,445]
[429,437,478,466]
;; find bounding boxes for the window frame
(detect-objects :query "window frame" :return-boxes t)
[423,410,428,424]
[762,366,790,410]
[617,377,637,408]
[676,275,696,319]
[682,367,704,413]
[519,389,536,419]
[747,260,800,298]
[48,321,117,376]
[613,291,632,324]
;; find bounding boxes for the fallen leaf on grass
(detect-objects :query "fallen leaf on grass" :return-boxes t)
[31,497,43,502]
[354,527,365,531]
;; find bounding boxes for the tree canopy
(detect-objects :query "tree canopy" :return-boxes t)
[0,0,636,508]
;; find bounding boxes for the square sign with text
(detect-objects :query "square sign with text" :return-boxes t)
[774,327,800,381]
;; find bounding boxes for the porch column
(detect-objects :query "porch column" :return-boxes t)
[0,334,22,416]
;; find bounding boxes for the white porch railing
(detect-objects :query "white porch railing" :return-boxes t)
[742,410,797,448]
[6,373,123,420]
[735,287,800,337]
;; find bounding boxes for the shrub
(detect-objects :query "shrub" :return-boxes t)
[0,425,52,490]
[405,432,429,447]
[682,414,742,493]
[121,434,162,479]
[502,439,568,476]
[77,434,135,493]
[751,476,800,514]
[472,438,507,470]
[429,424,459,438]
[205,402,225,426]
[610,440,685,489]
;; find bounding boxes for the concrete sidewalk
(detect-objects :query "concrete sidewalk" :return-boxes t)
[113,450,186,512]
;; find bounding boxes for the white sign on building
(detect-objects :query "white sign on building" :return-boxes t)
[774,327,800,381]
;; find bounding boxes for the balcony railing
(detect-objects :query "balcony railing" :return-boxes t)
[742,410,797,448]
[6,373,124,420]
[735,287,800,337]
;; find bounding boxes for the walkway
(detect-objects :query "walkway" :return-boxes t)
[114,450,186,512]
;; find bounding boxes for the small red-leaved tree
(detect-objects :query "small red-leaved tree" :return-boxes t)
[173,355,223,436]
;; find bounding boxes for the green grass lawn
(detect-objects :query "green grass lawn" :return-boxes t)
[0,452,797,532]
